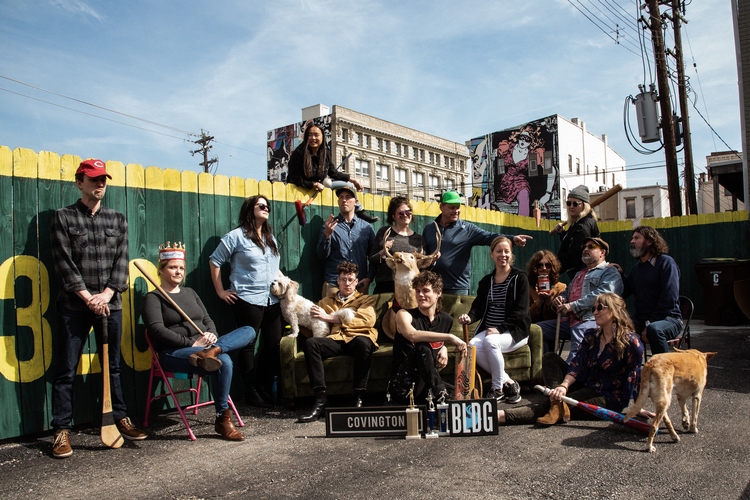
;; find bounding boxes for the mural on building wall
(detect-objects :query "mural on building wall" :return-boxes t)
[467,115,561,219]
[267,115,333,182]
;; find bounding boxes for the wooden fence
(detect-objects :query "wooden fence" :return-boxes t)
[0,145,748,440]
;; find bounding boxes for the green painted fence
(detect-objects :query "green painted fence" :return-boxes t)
[0,146,748,441]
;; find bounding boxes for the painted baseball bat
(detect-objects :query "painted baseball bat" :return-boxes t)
[133,260,205,336]
[99,315,124,449]
[534,385,652,434]
[549,184,622,234]
[454,324,478,400]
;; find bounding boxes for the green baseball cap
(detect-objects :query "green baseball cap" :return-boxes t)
[441,191,462,205]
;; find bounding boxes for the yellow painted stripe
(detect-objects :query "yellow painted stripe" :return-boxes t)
[60,154,79,181]
[229,176,245,198]
[181,170,198,193]
[0,146,12,177]
[38,151,61,181]
[144,166,164,190]
[13,148,37,178]
[244,177,259,197]
[163,168,181,191]
[214,174,229,196]
[125,163,144,189]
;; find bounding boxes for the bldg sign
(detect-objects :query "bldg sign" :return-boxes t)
[448,399,498,436]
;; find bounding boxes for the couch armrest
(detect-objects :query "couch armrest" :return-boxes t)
[528,324,543,382]
[279,335,300,399]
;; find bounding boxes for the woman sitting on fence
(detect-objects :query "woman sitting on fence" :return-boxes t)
[141,243,255,441]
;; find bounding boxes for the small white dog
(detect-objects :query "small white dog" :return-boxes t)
[271,275,354,338]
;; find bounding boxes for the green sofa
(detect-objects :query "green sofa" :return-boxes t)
[279,293,543,399]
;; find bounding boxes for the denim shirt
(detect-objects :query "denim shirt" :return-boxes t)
[316,215,375,286]
[209,227,280,306]
[563,261,623,321]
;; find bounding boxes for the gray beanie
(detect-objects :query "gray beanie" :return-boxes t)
[568,185,590,204]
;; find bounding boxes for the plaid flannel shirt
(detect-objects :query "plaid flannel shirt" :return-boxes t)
[50,200,129,311]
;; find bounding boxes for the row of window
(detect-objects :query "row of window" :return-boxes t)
[625,196,654,219]
[354,159,455,190]
[342,128,463,170]
[567,155,614,186]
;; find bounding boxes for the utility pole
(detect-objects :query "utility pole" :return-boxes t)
[190,130,218,173]
[646,0,683,216]
[670,0,698,215]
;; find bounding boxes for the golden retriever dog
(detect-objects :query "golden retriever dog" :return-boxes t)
[270,274,354,338]
[624,348,717,453]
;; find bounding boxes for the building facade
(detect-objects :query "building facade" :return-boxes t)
[466,115,627,220]
[267,105,470,202]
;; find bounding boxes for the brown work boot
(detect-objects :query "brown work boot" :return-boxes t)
[52,429,73,458]
[116,417,148,440]
[188,346,223,372]
[536,401,571,426]
[215,409,244,441]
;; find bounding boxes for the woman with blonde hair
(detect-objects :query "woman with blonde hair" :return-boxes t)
[554,185,600,279]
[497,292,644,426]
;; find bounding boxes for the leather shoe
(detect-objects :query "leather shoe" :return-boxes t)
[188,346,222,372]
[297,393,327,423]
[536,400,571,426]
[246,387,272,408]
[215,409,244,441]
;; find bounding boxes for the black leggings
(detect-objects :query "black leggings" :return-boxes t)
[232,299,282,391]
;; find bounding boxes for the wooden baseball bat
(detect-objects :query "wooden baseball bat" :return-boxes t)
[454,324,478,400]
[534,385,652,434]
[554,312,562,355]
[133,260,205,336]
[549,184,623,234]
[99,315,124,449]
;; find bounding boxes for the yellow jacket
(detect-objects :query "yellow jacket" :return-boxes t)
[319,292,378,347]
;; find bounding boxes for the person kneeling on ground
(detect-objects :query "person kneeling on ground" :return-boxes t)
[388,271,466,404]
[141,243,255,441]
[498,293,643,426]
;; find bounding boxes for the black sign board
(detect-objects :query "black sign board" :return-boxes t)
[447,399,498,436]
[325,406,425,438]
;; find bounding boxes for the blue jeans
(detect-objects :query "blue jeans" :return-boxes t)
[644,317,683,355]
[52,307,127,430]
[158,326,256,413]
[538,318,597,363]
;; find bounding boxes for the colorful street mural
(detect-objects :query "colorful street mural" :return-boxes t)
[467,115,561,219]
[267,114,333,182]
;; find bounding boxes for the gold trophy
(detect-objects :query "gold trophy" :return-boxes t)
[405,383,421,440]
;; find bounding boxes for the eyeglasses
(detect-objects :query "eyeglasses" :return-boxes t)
[396,210,412,218]
[584,243,601,250]
[256,204,270,212]
[337,276,358,284]
[566,200,581,208]
[536,262,551,269]
[591,304,610,313]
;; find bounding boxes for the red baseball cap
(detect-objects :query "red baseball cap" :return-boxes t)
[76,159,112,179]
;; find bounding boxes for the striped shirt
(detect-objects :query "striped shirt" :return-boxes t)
[50,200,129,311]
[484,278,510,329]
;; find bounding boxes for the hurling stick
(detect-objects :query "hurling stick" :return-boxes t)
[534,385,652,434]
[133,261,205,336]
[549,184,622,234]
[554,312,562,355]
[99,316,124,449]
[454,324,478,400]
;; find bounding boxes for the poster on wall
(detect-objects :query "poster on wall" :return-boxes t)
[467,115,560,219]
[267,114,333,182]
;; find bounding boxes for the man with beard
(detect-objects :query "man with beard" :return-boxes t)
[537,237,623,361]
[622,226,682,354]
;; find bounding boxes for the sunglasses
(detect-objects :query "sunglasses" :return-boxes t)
[256,203,270,212]
[536,262,551,269]
[584,243,601,250]
[566,200,581,208]
[591,304,610,313]
[518,135,531,142]
[396,210,412,218]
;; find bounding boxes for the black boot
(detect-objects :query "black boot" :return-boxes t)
[355,209,379,223]
[246,387,272,408]
[297,391,327,423]
[353,389,365,408]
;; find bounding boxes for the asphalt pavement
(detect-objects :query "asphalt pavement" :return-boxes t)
[1,322,749,500]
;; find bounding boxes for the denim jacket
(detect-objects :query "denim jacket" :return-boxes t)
[563,261,623,322]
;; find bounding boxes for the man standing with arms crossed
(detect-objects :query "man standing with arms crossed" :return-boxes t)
[423,191,531,295]
[49,159,146,459]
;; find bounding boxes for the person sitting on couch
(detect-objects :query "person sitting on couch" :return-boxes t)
[388,271,466,404]
[297,261,378,422]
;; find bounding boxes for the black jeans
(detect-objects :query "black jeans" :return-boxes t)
[390,342,446,404]
[302,336,375,392]
[232,299,282,391]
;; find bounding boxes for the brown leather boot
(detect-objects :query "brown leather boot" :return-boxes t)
[215,409,244,441]
[189,346,222,372]
[536,401,571,426]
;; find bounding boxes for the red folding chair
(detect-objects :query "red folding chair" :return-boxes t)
[143,330,243,440]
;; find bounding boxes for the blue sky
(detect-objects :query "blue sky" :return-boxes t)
[0,0,740,188]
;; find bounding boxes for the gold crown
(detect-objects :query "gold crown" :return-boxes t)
[158,241,186,260]
[159,241,185,251]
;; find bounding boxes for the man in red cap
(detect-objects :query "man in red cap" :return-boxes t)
[49,159,146,458]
